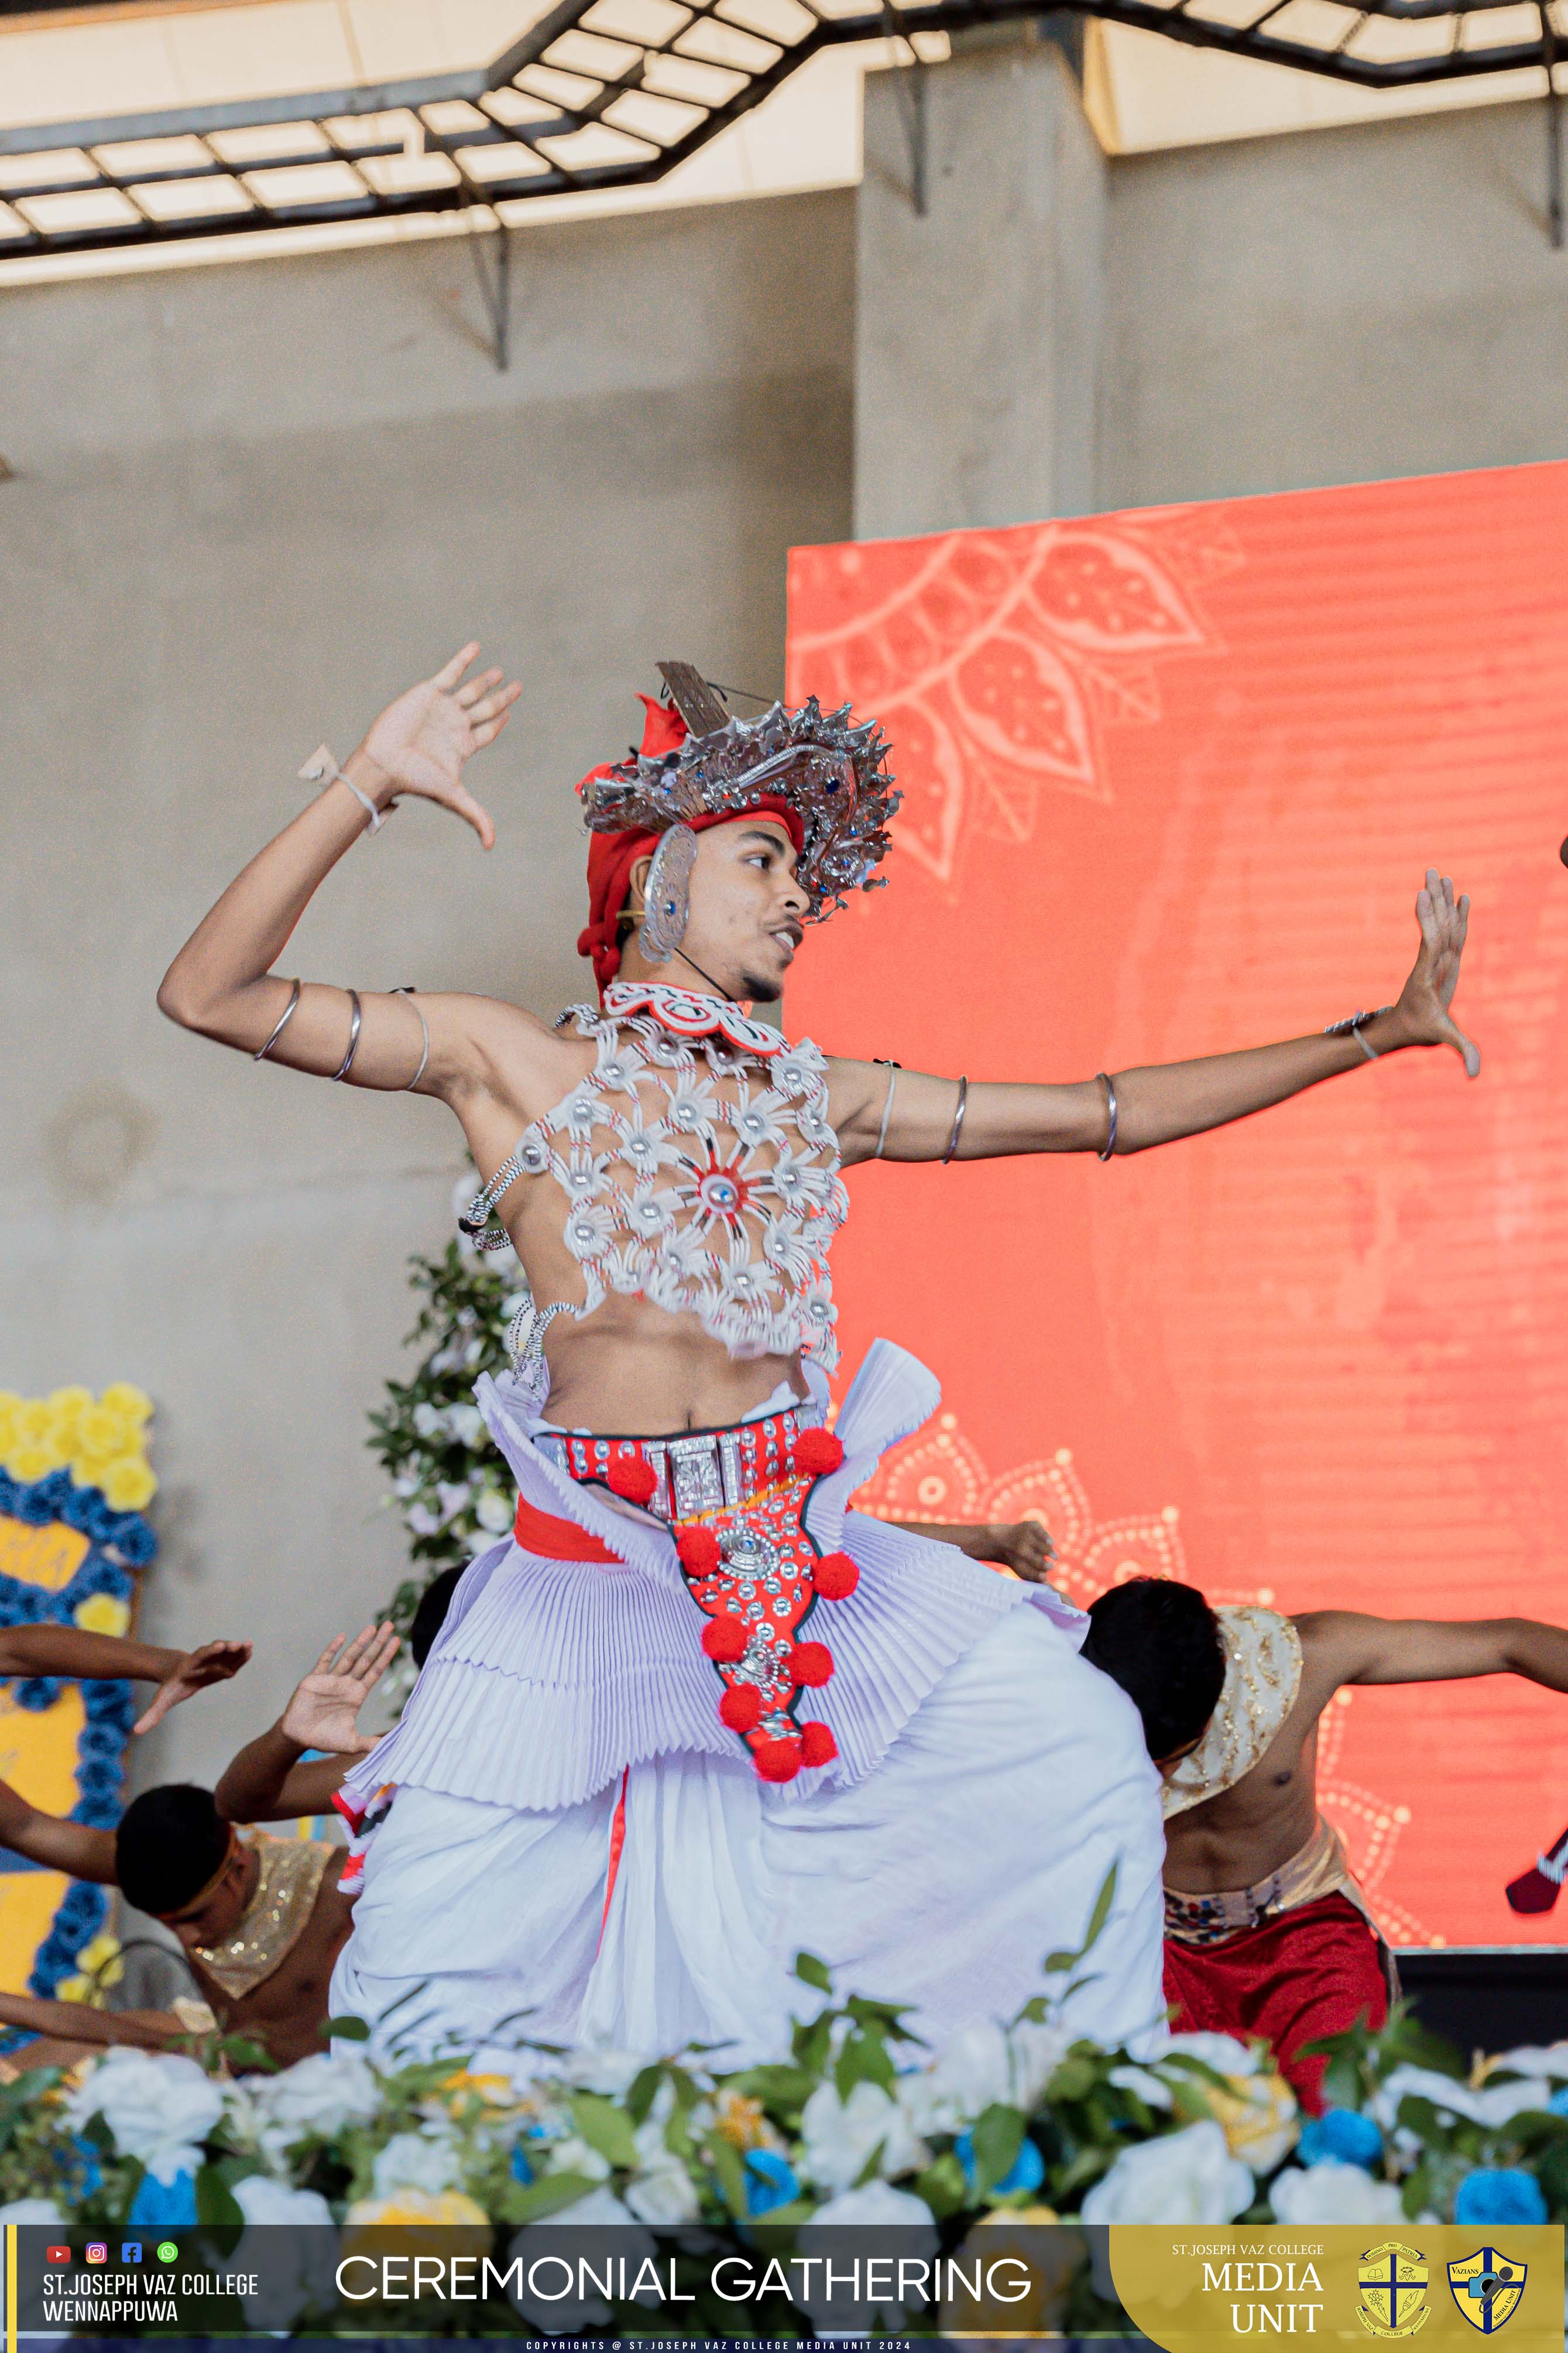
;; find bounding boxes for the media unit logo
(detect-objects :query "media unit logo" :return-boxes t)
[1358,2242,1430,2337]
[1448,2249,1527,2333]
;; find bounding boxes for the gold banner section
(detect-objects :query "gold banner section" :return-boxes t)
[1112,2226,1564,2352]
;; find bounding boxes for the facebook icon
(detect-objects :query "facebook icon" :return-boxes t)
[121,2242,142,2264]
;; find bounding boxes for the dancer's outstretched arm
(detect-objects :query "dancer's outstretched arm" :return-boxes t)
[0,1779,116,1880]
[0,1626,251,1735]
[1297,1611,1568,1700]
[157,648,533,1096]
[216,1623,399,1822]
[833,873,1477,1163]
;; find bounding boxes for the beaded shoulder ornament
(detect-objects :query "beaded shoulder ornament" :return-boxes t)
[1161,1605,1303,1819]
[462,982,849,1376]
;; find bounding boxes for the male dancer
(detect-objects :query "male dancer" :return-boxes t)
[1079,1577,1568,2109]
[156,647,1478,2059]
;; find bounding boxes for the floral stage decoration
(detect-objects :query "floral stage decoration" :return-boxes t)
[0,1384,157,2001]
[3,1905,1568,2335]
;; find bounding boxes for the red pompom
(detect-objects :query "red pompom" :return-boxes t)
[789,1640,834,1688]
[675,1525,722,1573]
[794,1428,845,1477]
[701,1614,750,1663]
[719,1683,761,1734]
[753,1737,802,1783]
[606,1454,657,1505]
[800,1721,838,1769]
[814,1551,859,1601]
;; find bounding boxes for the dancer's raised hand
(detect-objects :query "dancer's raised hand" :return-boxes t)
[1388,869,1480,1078]
[133,1637,253,1735]
[280,1623,400,1756]
[353,644,521,850]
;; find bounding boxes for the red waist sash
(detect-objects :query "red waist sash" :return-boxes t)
[512,1493,619,1563]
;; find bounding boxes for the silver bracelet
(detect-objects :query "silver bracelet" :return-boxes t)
[1325,1005,1393,1063]
[873,1060,900,1160]
[393,986,430,1092]
[941,1075,969,1165]
[1096,1071,1118,1161]
[298,744,393,834]
[254,978,300,1063]
[332,989,363,1083]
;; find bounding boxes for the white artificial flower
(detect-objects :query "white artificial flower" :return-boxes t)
[623,2160,701,2225]
[508,2188,657,2335]
[1270,2162,1405,2225]
[66,2048,224,2184]
[797,2183,938,2331]
[231,2174,338,2331]
[436,1479,473,1524]
[1371,2066,1553,2131]
[371,2128,464,2198]
[1080,2120,1254,2225]
[1008,2019,1075,2111]
[800,2077,925,2191]
[1485,2044,1568,2081]
[1109,2064,1175,2111]
[253,2049,382,2150]
[1166,2031,1261,2078]
[405,1503,441,1536]
[561,2047,654,2097]
[0,2198,64,2224]
[412,1402,443,1439]
[445,1403,486,1449]
[898,2022,1013,2136]
[475,1487,513,1534]
[544,2133,612,2182]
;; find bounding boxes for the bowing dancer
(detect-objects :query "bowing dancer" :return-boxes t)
[157,649,1478,2061]
[1080,1579,1568,2110]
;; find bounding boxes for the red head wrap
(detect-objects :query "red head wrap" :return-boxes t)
[576,694,804,992]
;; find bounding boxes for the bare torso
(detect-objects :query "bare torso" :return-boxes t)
[1162,1624,1339,1893]
[188,1865,355,2069]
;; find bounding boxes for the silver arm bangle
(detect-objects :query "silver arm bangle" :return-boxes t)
[1096,1071,1118,1161]
[873,1060,900,1160]
[393,987,430,1091]
[941,1075,969,1165]
[1325,1003,1392,1061]
[253,978,301,1063]
[298,744,393,835]
[332,989,363,1083]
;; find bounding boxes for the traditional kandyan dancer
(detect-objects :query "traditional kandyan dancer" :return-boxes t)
[157,648,1478,2060]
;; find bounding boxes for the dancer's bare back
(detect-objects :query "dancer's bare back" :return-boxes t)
[157,646,1480,1436]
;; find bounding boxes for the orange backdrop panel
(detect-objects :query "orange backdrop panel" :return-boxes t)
[784,462,1568,1950]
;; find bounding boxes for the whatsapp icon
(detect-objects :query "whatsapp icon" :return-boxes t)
[156,2242,178,2263]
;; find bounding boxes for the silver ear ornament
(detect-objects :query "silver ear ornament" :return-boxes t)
[639,823,698,964]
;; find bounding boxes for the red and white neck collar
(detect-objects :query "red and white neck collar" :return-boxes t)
[600,981,784,1057]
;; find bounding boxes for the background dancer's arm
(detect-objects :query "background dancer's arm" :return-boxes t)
[0,1626,250,1737]
[833,871,1477,1163]
[0,1780,116,1879]
[1297,1610,1568,1697]
[217,1624,397,1821]
[881,1518,1055,1578]
[156,646,525,1094]
[0,1993,188,2053]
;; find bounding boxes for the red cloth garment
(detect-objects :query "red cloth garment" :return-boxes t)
[574,694,804,991]
[1162,1894,1389,2113]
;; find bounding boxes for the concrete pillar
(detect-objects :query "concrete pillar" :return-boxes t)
[855,30,1107,540]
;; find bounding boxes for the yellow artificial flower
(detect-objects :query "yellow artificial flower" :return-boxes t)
[47,1388,94,1448]
[439,2068,517,2111]
[74,1594,131,1638]
[710,2090,771,2150]
[99,1383,153,1426]
[49,1387,94,1418]
[16,1402,53,1446]
[101,1457,157,1511]
[8,1441,65,1483]
[940,2207,1074,2340]
[1206,2068,1297,2172]
[57,1933,123,2010]
[342,2190,490,2270]
[78,1406,131,1460]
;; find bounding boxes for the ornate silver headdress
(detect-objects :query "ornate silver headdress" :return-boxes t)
[581,661,900,926]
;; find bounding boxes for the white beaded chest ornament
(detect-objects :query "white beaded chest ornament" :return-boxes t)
[462,983,849,1372]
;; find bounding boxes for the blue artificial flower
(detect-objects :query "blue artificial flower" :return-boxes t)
[743,2148,800,2216]
[510,2144,534,2187]
[1297,2107,1384,2170]
[72,2138,104,2199]
[14,1677,59,1712]
[954,2128,1046,2198]
[1454,2168,1548,2227]
[128,2168,199,2228]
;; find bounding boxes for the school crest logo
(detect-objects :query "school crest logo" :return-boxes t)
[1447,2249,1527,2333]
[1358,2242,1430,2336]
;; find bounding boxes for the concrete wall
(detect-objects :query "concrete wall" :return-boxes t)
[1099,99,1568,510]
[0,191,856,1789]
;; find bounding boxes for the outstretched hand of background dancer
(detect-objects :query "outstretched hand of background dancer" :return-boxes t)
[352,644,523,851]
[280,1623,401,1757]
[1386,869,1480,1078]
[131,1637,253,1735]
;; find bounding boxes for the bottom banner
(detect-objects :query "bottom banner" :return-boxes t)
[0,2221,1561,2345]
